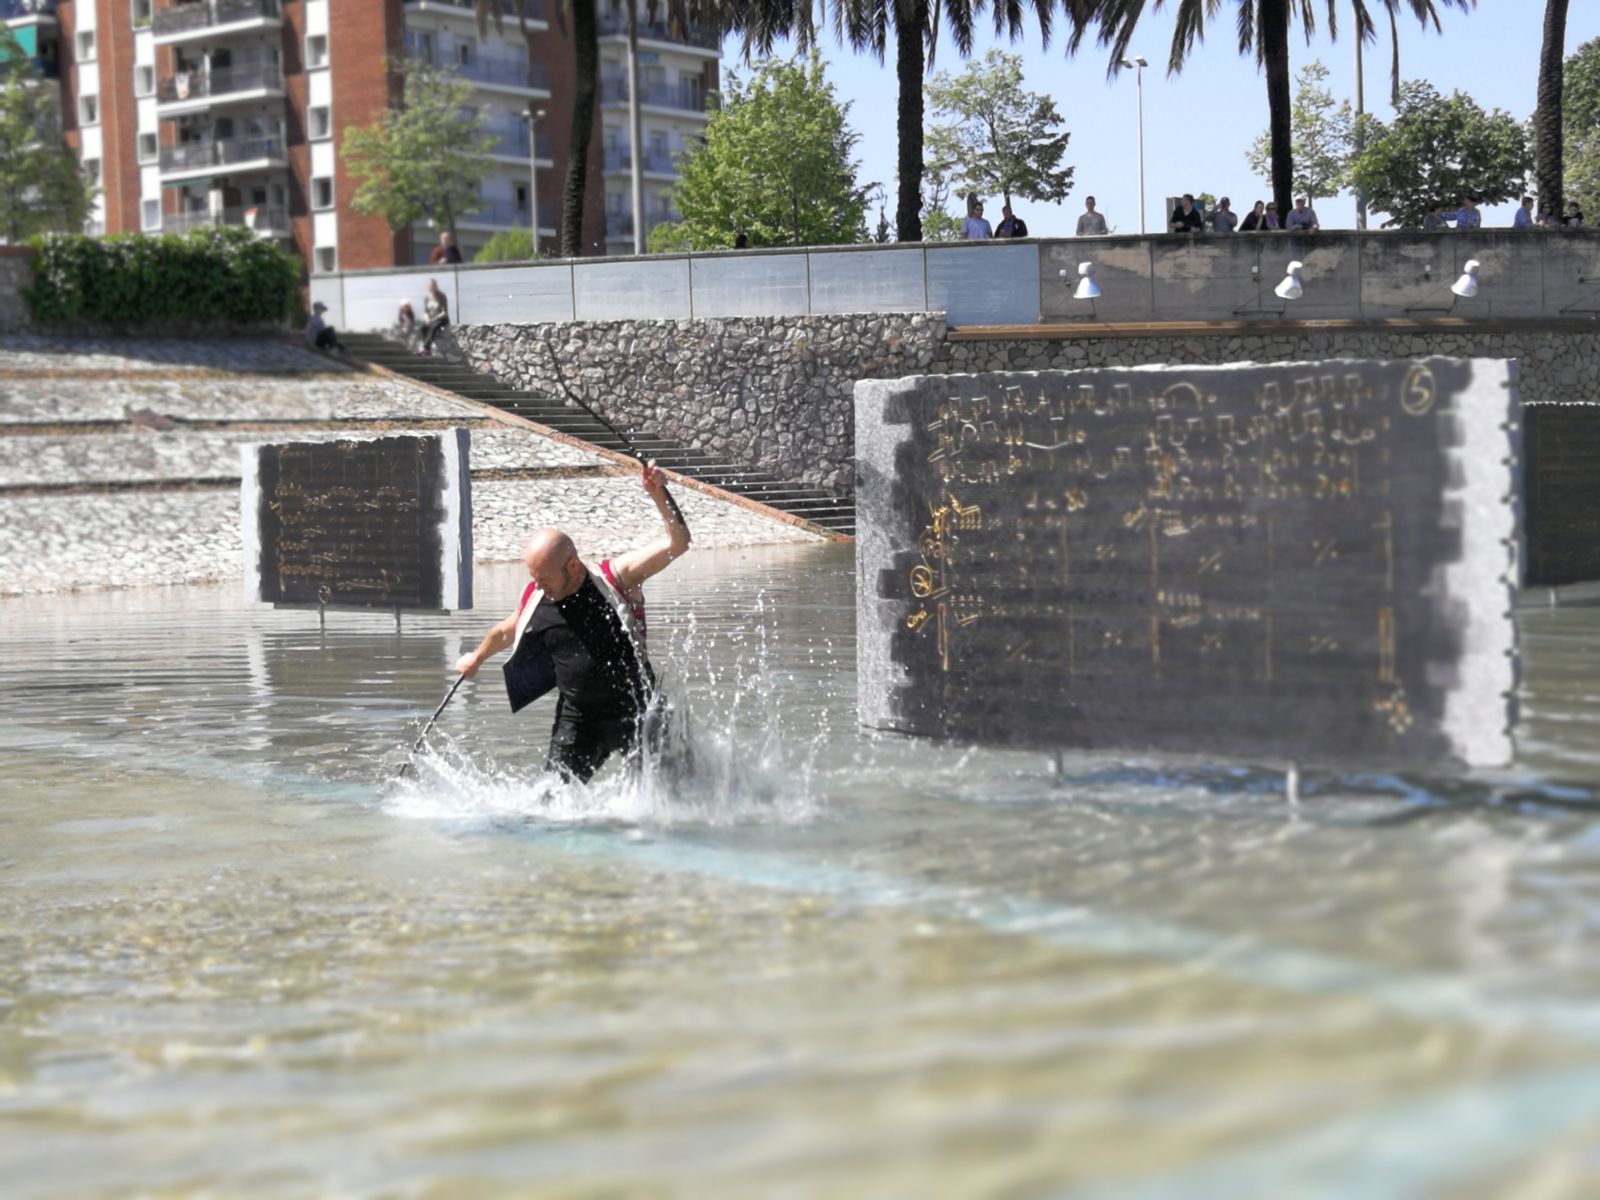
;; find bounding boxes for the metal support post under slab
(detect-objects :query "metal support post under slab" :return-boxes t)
[1286,761,1301,807]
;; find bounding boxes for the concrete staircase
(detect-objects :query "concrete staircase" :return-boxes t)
[344,334,855,537]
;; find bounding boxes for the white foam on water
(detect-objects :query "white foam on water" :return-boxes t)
[383,598,830,831]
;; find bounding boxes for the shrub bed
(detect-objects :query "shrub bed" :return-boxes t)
[24,227,301,329]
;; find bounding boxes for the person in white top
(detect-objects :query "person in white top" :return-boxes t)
[963,201,993,241]
[1076,196,1109,236]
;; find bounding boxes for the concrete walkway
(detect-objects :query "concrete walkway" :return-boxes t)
[0,337,820,597]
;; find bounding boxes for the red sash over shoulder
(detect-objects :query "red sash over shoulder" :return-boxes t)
[599,558,647,644]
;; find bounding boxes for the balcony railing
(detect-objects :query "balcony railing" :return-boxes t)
[160,134,286,172]
[409,52,549,92]
[158,62,284,103]
[162,205,290,235]
[406,0,546,18]
[0,0,58,19]
[603,147,678,174]
[152,0,280,37]
[600,78,709,113]
[482,123,553,160]
[460,198,556,228]
[596,13,719,50]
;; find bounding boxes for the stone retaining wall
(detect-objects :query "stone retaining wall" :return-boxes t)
[449,315,1599,504]
[447,314,945,496]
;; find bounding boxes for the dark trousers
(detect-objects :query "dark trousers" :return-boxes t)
[422,316,449,353]
[545,712,641,783]
[313,326,344,352]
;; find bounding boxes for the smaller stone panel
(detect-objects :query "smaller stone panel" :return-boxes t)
[857,360,1519,770]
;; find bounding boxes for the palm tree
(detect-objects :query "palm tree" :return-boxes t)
[1535,0,1570,214]
[1075,0,1472,220]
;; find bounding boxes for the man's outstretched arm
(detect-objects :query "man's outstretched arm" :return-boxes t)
[611,461,691,591]
[455,608,519,677]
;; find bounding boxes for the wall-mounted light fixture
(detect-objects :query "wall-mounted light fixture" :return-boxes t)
[1074,262,1101,300]
[1275,261,1305,301]
[1451,259,1481,299]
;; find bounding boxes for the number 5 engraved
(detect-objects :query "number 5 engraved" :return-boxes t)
[1401,365,1436,417]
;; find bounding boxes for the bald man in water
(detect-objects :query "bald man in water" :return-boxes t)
[455,463,690,782]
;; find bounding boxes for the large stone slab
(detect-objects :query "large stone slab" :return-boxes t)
[856,360,1519,769]
[242,430,473,612]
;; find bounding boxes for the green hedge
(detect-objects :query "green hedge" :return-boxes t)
[24,227,302,328]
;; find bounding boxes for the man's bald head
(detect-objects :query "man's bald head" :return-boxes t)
[524,528,584,598]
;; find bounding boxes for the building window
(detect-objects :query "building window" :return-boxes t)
[306,35,328,69]
[84,158,101,187]
[143,199,160,230]
[311,177,334,209]
[135,65,155,96]
[315,246,337,274]
[130,0,152,27]
[308,106,331,140]
[137,132,157,161]
[76,30,96,61]
[78,96,99,126]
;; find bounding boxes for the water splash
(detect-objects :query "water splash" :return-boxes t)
[384,589,829,830]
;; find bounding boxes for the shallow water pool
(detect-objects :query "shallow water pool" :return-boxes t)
[2,543,1599,1197]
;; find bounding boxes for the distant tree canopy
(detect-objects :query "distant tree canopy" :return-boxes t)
[342,58,497,239]
[1346,82,1532,227]
[1564,38,1600,218]
[924,50,1074,215]
[0,26,93,243]
[649,54,871,252]
[1246,61,1353,208]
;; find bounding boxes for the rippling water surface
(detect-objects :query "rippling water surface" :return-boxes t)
[3,543,1600,1198]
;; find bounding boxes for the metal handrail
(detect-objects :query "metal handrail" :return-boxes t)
[596,13,719,49]
[157,61,284,102]
[160,134,286,171]
[152,0,281,36]
[600,78,707,113]
[162,205,290,234]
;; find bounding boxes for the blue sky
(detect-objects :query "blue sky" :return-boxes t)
[722,5,1599,236]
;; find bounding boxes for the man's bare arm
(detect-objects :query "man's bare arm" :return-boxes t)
[455,608,520,677]
[611,461,691,590]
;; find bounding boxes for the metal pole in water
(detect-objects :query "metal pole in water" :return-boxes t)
[1286,761,1301,807]
[397,674,466,779]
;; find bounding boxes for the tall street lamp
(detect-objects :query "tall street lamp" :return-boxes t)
[1120,55,1148,235]
[526,105,546,255]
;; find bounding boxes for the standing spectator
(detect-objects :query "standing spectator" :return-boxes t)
[996,203,1029,238]
[1423,204,1449,231]
[396,300,417,350]
[1286,197,1320,232]
[1076,196,1109,236]
[962,200,993,241]
[419,279,450,356]
[1169,194,1203,233]
[430,230,463,265]
[306,302,346,354]
[1513,196,1536,229]
[1564,202,1585,227]
[1451,197,1482,229]
[1210,197,1238,234]
[1263,202,1281,229]
[1240,200,1268,231]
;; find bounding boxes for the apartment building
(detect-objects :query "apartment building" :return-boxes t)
[1,0,719,272]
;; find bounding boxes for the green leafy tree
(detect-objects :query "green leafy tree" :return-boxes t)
[914,161,964,241]
[1346,81,1531,227]
[0,27,93,243]
[1561,37,1600,219]
[1246,60,1351,208]
[924,49,1074,213]
[476,229,548,263]
[1075,0,1471,218]
[342,58,496,241]
[649,54,871,250]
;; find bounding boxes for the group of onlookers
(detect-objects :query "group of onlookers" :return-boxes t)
[306,231,457,356]
[961,197,1031,239]
[1504,196,1584,229]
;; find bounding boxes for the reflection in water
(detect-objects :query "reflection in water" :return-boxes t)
[1,544,1599,1197]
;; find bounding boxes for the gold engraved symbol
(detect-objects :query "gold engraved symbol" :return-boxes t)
[1401,365,1437,417]
[1309,635,1341,654]
[1065,487,1088,512]
[1312,538,1339,566]
[1377,606,1397,683]
[1374,683,1415,735]
[1196,552,1224,575]
[906,609,930,632]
